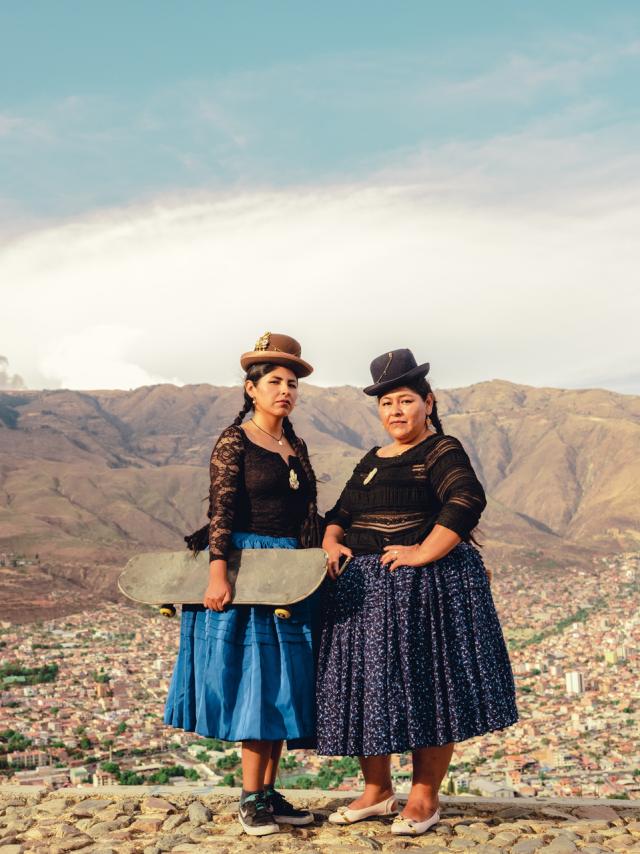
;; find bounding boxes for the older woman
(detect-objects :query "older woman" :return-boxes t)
[317,349,518,836]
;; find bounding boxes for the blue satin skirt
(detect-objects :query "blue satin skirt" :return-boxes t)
[163,532,316,742]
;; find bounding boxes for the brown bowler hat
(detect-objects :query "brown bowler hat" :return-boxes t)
[240,332,313,378]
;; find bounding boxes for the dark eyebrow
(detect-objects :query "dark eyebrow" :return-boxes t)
[269,372,297,384]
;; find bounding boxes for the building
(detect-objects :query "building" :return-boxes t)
[565,671,584,695]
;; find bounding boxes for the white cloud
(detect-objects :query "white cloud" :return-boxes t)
[2,126,639,393]
[39,326,183,390]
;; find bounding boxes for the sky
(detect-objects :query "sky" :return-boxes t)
[1,1,640,393]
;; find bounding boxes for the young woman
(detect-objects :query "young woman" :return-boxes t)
[164,333,321,836]
[317,348,518,836]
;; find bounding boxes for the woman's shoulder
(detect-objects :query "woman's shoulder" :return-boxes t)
[347,447,379,477]
[423,433,470,463]
[212,424,245,453]
[218,423,244,439]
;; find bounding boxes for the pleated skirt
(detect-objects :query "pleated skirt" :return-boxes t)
[163,532,316,742]
[316,543,518,756]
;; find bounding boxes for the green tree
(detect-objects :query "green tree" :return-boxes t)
[115,722,127,735]
[199,737,225,751]
[119,771,144,785]
[289,775,315,789]
[216,751,240,770]
[100,761,120,775]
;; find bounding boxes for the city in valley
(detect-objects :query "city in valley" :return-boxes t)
[1,552,639,800]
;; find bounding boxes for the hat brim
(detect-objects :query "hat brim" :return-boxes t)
[240,351,314,378]
[363,362,430,396]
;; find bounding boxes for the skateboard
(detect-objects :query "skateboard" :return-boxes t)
[118,548,328,619]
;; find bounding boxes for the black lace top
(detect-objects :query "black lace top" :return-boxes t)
[207,425,311,560]
[325,434,486,555]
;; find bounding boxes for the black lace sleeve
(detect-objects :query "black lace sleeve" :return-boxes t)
[426,436,487,539]
[208,425,244,560]
[324,451,372,532]
[324,494,352,532]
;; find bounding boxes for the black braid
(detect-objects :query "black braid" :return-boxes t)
[429,397,444,435]
[405,377,480,543]
[186,393,253,555]
[233,393,253,426]
[395,377,444,434]
[186,363,323,553]
[282,416,323,548]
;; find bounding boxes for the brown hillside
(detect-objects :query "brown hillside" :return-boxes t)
[1,380,638,618]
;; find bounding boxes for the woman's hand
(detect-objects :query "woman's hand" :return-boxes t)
[382,526,463,572]
[204,561,233,611]
[323,540,353,581]
[380,543,428,572]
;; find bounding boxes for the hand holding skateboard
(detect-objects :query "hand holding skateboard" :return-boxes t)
[119,547,328,619]
[204,566,233,612]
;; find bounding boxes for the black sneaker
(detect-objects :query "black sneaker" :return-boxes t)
[238,792,279,836]
[266,787,314,826]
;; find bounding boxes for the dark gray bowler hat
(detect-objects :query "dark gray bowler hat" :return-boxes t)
[363,348,430,396]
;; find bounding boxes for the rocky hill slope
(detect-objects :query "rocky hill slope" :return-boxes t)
[1,380,638,619]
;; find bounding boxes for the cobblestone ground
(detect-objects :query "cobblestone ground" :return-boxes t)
[1,788,640,853]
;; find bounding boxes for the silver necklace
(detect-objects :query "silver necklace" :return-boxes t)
[251,418,284,446]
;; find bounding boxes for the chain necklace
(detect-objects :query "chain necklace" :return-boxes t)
[250,419,299,489]
[250,418,284,447]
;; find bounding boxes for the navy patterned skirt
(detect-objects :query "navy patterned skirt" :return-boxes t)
[316,543,518,756]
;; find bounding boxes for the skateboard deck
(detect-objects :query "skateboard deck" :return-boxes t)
[118,548,328,607]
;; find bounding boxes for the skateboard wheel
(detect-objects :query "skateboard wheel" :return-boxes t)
[274,607,291,620]
[159,604,176,618]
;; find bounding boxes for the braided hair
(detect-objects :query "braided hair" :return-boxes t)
[396,376,444,434]
[185,363,322,553]
[282,415,322,548]
[387,376,483,545]
[241,364,321,547]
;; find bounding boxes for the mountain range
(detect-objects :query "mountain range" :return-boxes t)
[1,380,638,620]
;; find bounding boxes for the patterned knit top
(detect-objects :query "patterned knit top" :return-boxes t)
[325,433,486,555]
[207,425,311,560]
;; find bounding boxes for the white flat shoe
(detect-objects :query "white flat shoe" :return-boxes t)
[328,795,398,824]
[391,807,440,835]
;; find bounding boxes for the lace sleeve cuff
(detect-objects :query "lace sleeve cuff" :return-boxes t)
[325,498,352,531]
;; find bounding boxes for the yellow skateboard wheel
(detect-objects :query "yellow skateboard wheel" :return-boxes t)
[274,607,291,620]
[159,604,176,618]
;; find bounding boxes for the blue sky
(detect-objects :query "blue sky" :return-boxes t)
[3,1,639,220]
[2,2,640,392]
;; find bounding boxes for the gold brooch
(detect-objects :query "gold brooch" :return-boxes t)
[363,467,378,485]
[289,469,300,490]
[254,331,271,351]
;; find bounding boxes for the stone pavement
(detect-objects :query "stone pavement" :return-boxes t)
[1,786,640,853]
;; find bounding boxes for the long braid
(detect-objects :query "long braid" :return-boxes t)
[423,380,480,544]
[233,393,253,426]
[186,394,253,554]
[283,416,322,548]
[429,397,444,435]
